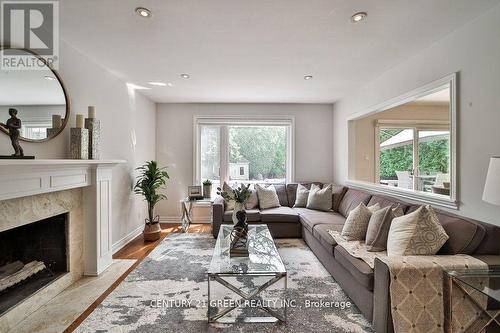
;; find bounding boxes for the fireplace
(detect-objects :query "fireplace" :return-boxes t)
[0,213,68,316]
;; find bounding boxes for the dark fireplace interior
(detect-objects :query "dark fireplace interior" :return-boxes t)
[0,213,68,316]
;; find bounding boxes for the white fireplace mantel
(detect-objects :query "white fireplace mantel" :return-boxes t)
[0,159,126,276]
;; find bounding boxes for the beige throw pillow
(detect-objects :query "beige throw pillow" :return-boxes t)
[293,184,310,208]
[341,202,381,241]
[387,205,449,256]
[255,184,280,209]
[306,184,333,211]
[242,184,259,209]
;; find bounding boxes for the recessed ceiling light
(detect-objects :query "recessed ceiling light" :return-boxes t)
[167,82,174,87]
[304,75,313,80]
[351,12,367,23]
[148,81,167,87]
[180,73,190,79]
[135,7,152,18]
[44,76,57,81]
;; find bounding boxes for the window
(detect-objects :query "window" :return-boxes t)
[195,117,294,191]
[348,74,457,209]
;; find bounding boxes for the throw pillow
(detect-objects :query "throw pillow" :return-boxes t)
[366,206,397,252]
[255,184,281,209]
[341,202,381,241]
[306,184,333,211]
[293,184,310,208]
[222,182,236,211]
[387,205,449,256]
[242,183,259,209]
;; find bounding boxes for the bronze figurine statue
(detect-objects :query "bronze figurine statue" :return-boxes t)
[0,108,24,157]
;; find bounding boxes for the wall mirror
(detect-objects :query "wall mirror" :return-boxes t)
[348,74,457,208]
[0,48,69,142]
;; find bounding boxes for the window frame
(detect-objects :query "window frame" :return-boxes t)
[193,115,295,186]
[347,73,458,210]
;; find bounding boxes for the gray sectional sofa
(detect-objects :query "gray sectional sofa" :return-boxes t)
[212,182,500,332]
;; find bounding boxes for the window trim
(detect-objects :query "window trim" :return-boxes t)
[193,115,295,185]
[347,73,458,210]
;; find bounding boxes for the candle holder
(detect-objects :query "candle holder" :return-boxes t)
[85,118,100,159]
[70,128,89,159]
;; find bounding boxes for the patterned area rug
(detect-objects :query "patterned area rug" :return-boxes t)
[76,233,373,332]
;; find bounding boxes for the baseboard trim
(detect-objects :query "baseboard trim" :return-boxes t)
[112,224,143,254]
[159,215,212,224]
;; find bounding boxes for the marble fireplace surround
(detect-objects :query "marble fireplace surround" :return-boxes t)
[0,159,124,332]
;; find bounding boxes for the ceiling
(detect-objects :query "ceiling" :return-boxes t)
[59,0,500,103]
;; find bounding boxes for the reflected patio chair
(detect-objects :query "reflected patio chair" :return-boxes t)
[434,173,450,187]
[396,171,413,189]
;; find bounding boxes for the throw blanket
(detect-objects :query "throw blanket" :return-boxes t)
[328,230,488,333]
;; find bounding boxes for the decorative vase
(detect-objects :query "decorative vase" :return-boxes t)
[203,184,212,198]
[232,202,244,225]
[143,216,161,241]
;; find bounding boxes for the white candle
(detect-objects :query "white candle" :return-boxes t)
[88,106,96,119]
[52,115,62,128]
[76,114,84,128]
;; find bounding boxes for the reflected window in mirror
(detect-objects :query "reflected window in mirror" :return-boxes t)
[348,76,456,207]
[0,48,69,142]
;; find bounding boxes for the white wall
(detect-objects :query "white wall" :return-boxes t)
[333,4,500,225]
[0,40,156,247]
[156,103,334,218]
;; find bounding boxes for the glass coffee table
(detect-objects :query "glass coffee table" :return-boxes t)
[444,269,500,332]
[208,224,287,323]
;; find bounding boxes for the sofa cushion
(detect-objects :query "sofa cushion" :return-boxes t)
[334,246,374,291]
[434,210,486,255]
[297,209,346,233]
[475,221,500,255]
[286,182,323,208]
[273,184,289,207]
[260,206,299,223]
[313,224,343,254]
[367,195,408,213]
[338,189,372,218]
[332,185,348,212]
[223,209,261,222]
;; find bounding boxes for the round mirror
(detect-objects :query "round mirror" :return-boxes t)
[0,48,69,142]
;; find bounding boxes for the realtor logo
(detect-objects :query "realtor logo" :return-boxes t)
[1,0,59,69]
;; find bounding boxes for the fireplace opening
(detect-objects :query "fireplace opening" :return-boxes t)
[0,213,68,316]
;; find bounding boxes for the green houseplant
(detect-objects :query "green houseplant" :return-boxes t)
[134,161,169,241]
[202,179,212,198]
[217,184,251,225]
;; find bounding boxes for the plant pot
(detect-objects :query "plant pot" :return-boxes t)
[143,221,161,242]
[203,184,212,198]
[232,202,244,225]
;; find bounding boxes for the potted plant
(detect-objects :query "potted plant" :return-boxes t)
[203,179,212,198]
[217,184,251,225]
[134,161,169,241]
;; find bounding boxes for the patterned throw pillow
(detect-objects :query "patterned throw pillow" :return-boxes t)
[293,184,310,208]
[387,205,449,256]
[306,184,333,211]
[341,202,381,241]
[242,183,259,210]
[255,184,281,209]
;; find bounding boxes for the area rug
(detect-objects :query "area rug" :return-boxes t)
[76,233,373,332]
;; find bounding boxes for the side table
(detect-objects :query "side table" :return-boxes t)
[180,197,214,232]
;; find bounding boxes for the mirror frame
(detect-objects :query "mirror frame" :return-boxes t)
[346,73,458,210]
[0,46,70,143]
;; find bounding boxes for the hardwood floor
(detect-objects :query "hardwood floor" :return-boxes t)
[65,223,211,332]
